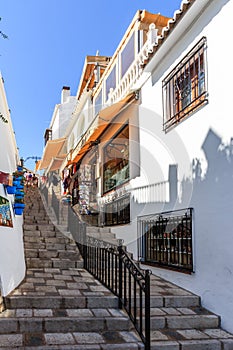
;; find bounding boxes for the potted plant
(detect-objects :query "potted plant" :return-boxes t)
[14,198,25,215]
[6,185,17,194]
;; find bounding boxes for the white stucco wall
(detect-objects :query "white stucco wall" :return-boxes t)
[112,0,233,334]
[0,75,25,296]
[0,186,25,296]
[133,0,233,334]
[50,97,76,140]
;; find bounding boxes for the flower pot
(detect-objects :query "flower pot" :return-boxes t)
[14,202,25,215]
[14,203,25,209]
[14,207,24,215]
[15,196,24,201]
[13,175,23,181]
[15,189,24,196]
[6,185,17,194]
[13,180,21,187]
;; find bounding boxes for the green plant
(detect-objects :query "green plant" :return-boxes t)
[14,197,24,204]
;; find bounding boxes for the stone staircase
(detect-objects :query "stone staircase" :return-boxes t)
[86,226,120,247]
[0,187,142,349]
[0,187,233,349]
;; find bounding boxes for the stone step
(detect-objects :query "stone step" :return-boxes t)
[5,296,119,309]
[150,328,233,349]
[150,314,220,330]
[0,330,142,349]
[25,248,81,258]
[0,311,132,334]
[26,258,83,269]
[87,231,117,242]
[24,242,72,250]
[86,226,112,234]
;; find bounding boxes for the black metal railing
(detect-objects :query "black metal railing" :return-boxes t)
[39,185,151,348]
[138,208,193,273]
[80,237,151,349]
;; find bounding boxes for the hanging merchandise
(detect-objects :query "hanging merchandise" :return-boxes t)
[0,171,13,186]
[78,165,92,214]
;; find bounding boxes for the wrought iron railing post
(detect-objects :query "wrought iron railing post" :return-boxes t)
[118,244,123,309]
[144,269,151,350]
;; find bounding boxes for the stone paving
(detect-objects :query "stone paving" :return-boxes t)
[0,186,233,349]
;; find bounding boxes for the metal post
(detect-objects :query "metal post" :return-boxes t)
[144,269,151,350]
[118,245,123,309]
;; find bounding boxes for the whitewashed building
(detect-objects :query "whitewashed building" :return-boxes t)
[39,86,76,174]
[40,0,233,334]
[0,74,25,297]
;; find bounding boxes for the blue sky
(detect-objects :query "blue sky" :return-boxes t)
[0,0,181,171]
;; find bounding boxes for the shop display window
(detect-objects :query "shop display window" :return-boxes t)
[103,124,129,193]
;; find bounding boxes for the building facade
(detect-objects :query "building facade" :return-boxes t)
[40,0,233,333]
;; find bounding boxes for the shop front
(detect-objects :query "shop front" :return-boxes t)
[101,123,130,226]
[69,98,139,227]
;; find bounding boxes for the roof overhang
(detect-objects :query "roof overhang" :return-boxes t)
[39,137,66,170]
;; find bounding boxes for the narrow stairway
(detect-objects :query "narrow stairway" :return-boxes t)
[1,187,233,349]
[0,187,142,349]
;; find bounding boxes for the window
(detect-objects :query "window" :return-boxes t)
[163,37,208,132]
[44,129,52,146]
[121,33,135,78]
[138,208,193,273]
[105,66,116,101]
[104,195,130,226]
[94,90,102,116]
[103,124,129,193]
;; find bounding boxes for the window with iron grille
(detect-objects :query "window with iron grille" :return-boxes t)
[163,37,208,132]
[138,208,193,273]
[104,194,130,226]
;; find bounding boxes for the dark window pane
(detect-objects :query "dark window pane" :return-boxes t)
[106,66,116,101]
[103,124,129,193]
[95,90,102,116]
[121,34,135,78]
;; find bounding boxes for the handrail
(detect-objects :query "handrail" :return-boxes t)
[38,186,151,347]
[80,238,151,349]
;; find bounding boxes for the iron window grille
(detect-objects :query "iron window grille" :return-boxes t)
[138,208,193,273]
[104,194,130,226]
[163,37,208,132]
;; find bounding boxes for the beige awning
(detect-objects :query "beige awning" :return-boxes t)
[46,154,67,173]
[70,92,136,164]
[39,138,66,170]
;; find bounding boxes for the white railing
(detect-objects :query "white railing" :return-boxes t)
[108,24,159,105]
[130,180,169,204]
